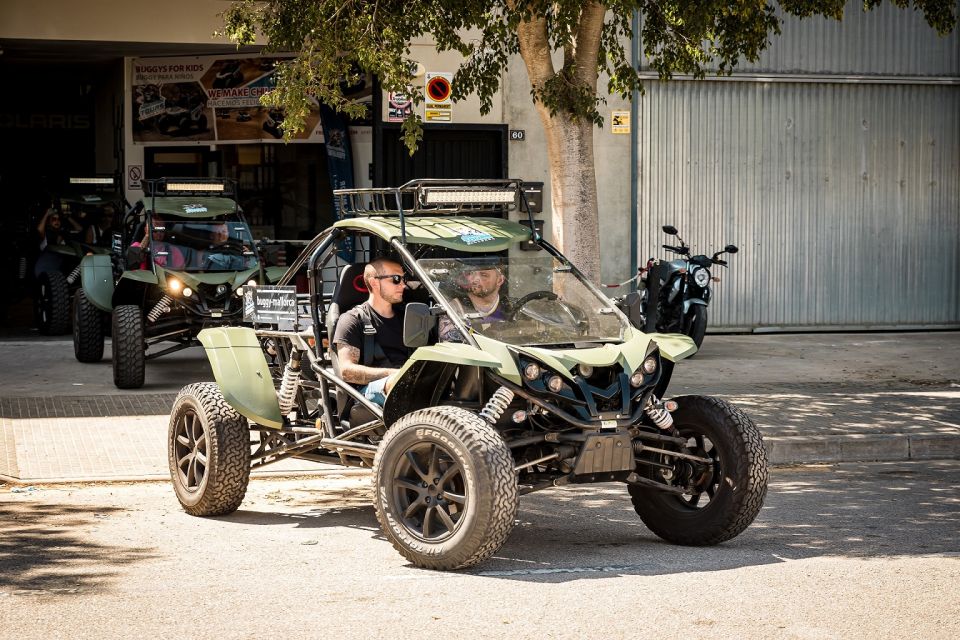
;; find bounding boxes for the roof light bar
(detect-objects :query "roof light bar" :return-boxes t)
[166,183,226,192]
[423,189,516,205]
[70,177,115,185]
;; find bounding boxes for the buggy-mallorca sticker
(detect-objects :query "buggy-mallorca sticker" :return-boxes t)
[183,204,208,214]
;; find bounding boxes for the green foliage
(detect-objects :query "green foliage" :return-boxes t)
[220,0,956,151]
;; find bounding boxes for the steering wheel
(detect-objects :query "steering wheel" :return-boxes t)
[506,290,558,321]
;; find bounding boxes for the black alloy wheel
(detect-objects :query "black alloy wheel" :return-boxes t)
[391,441,468,541]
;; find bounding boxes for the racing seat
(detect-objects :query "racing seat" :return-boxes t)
[325,263,380,429]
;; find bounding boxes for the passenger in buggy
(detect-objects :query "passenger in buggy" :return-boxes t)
[438,257,508,343]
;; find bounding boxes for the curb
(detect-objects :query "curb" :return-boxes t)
[0,466,373,486]
[764,432,960,465]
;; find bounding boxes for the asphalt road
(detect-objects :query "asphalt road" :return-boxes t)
[2,461,958,639]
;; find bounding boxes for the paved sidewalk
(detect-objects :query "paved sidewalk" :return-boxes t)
[1,331,958,483]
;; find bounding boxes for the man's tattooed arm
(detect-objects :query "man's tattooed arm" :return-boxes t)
[336,344,396,385]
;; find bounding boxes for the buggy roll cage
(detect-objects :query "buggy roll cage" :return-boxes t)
[334,178,542,246]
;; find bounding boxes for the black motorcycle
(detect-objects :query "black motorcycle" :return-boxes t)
[645,225,738,349]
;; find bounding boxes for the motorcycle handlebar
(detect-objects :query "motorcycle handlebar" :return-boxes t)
[662,244,686,253]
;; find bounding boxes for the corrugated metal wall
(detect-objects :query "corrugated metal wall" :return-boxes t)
[637,81,959,330]
[632,1,960,330]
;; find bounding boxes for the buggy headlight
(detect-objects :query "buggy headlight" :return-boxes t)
[578,364,593,378]
[642,356,658,375]
[167,278,182,294]
[546,375,564,393]
[182,287,193,298]
[630,371,645,387]
[693,268,711,287]
[523,362,541,381]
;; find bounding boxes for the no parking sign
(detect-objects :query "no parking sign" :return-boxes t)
[425,72,453,122]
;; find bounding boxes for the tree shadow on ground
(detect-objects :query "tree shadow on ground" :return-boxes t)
[202,463,959,583]
[0,502,155,594]
[475,461,960,582]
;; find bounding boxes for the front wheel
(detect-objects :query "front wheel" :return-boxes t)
[629,395,768,546]
[73,289,105,362]
[112,305,145,388]
[168,382,251,516]
[686,305,708,349]
[373,406,518,570]
[36,270,70,335]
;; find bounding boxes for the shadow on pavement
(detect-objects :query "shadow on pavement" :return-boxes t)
[0,502,155,594]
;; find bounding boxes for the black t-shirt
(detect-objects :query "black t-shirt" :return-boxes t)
[332,302,411,370]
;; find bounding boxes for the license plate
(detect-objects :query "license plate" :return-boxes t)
[601,419,617,430]
[211,312,222,318]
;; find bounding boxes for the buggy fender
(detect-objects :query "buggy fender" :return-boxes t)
[80,254,115,312]
[197,327,283,429]
[642,331,697,362]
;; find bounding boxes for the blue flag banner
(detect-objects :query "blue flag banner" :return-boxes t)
[320,104,355,261]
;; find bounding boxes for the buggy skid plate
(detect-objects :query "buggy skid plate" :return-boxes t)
[571,431,634,482]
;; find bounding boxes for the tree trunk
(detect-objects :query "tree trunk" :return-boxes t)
[514,2,606,283]
[538,110,600,281]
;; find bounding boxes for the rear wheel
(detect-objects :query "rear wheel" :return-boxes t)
[373,406,518,570]
[168,382,251,516]
[36,270,70,335]
[629,395,768,545]
[112,304,145,388]
[73,289,104,362]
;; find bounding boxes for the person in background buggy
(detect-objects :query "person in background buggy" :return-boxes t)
[439,258,508,342]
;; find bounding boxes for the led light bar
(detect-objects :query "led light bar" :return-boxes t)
[166,183,226,192]
[423,189,515,205]
[70,177,115,185]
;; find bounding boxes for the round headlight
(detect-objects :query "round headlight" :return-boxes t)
[182,287,193,298]
[642,356,658,375]
[167,278,182,294]
[630,371,645,387]
[246,279,257,287]
[523,362,541,381]
[216,284,228,296]
[546,375,564,393]
[693,268,711,287]
[235,287,244,297]
[578,364,593,378]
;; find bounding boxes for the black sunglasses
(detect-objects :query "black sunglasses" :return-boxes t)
[373,274,408,285]
[373,273,420,289]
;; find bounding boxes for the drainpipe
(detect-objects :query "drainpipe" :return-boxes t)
[629,10,640,292]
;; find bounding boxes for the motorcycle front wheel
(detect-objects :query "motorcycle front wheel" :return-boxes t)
[686,305,708,349]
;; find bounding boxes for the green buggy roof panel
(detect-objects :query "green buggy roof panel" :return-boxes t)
[334,216,532,252]
[149,196,239,218]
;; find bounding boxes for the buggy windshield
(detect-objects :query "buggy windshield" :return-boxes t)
[420,255,627,347]
[148,214,257,272]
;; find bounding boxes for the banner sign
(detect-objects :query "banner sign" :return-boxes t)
[131,54,324,145]
[243,285,298,324]
[320,104,356,262]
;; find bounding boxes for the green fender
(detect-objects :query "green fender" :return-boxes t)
[197,327,283,429]
[80,254,116,312]
[393,336,522,386]
[264,266,287,283]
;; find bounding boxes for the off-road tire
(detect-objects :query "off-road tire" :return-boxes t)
[629,395,767,546]
[373,406,518,570]
[73,289,105,362]
[168,382,251,516]
[112,304,145,389]
[687,305,708,350]
[36,270,70,335]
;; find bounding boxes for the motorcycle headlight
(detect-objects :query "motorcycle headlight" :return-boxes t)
[693,268,711,287]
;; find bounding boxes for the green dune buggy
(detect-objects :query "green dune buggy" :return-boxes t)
[167,179,768,569]
[73,178,285,388]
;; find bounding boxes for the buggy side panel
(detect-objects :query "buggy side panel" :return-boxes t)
[80,254,115,312]
[643,332,697,362]
[197,327,283,429]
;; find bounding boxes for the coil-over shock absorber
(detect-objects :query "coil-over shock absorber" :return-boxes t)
[146,295,172,322]
[277,349,302,415]
[66,265,82,285]
[479,387,515,424]
[644,395,675,430]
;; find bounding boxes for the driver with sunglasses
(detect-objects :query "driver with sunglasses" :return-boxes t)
[332,258,414,406]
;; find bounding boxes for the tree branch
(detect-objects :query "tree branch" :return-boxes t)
[573,1,607,91]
